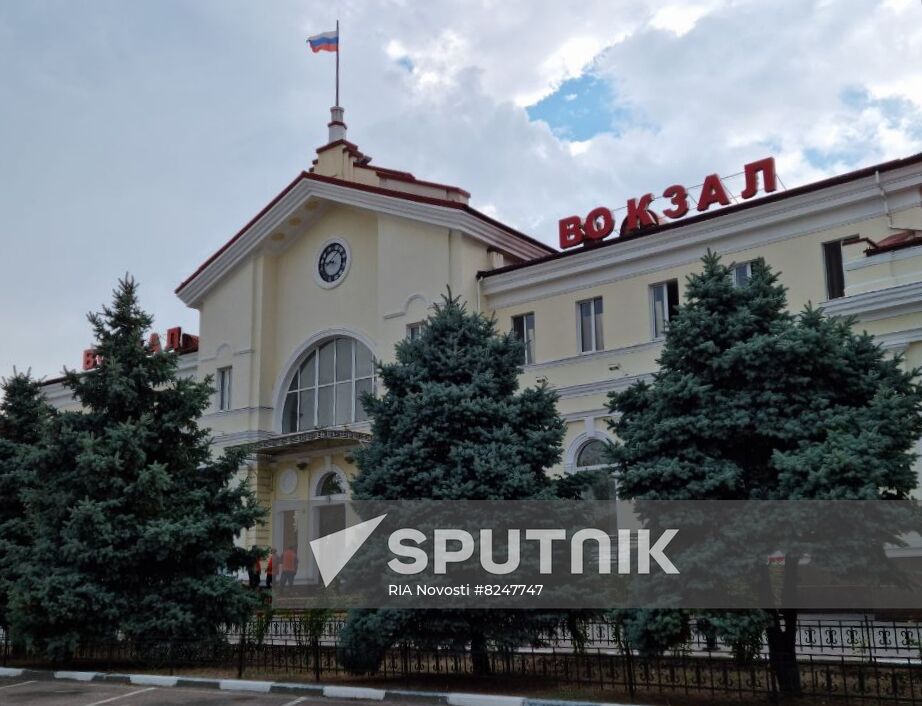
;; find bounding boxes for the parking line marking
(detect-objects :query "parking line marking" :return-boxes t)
[0,680,37,690]
[281,698,308,706]
[81,687,156,705]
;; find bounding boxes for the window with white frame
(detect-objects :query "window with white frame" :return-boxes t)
[406,322,425,341]
[732,260,755,287]
[650,280,680,339]
[572,438,616,500]
[281,337,375,433]
[511,312,535,365]
[576,439,609,470]
[577,297,604,353]
[217,366,232,411]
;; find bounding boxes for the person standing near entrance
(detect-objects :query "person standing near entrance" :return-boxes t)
[281,544,298,587]
[266,547,279,588]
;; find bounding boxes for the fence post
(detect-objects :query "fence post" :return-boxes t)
[401,642,410,687]
[237,619,247,679]
[312,637,321,683]
[863,615,875,661]
[623,641,635,700]
[2,627,7,667]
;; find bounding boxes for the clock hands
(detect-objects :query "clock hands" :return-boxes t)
[319,242,347,283]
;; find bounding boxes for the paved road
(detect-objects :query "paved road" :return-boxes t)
[0,679,420,706]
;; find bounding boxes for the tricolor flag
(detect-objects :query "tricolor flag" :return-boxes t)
[307,30,339,53]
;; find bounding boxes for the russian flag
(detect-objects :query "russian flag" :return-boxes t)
[307,30,338,53]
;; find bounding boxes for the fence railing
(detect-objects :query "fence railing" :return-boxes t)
[3,616,922,704]
[225,614,922,661]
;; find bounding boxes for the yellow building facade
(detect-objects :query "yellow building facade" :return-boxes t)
[42,115,922,584]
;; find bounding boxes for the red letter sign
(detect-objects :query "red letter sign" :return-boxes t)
[559,216,585,249]
[624,194,657,231]
[583,207,615,241]
[696,174,731,211]
[661,185,689,219]
[741,157,778,199]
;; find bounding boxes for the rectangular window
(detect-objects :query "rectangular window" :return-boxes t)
[823,240,845,299]
[511,312,536,365]
[217,366,232,411]
[732,260,754,287]
[577,297,604,353]
[650,280,680,339]
[406,322,424,341]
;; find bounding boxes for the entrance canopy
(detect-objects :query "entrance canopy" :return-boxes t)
[237,428,372,459]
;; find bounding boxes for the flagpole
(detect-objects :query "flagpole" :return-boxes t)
[335,19,340,107]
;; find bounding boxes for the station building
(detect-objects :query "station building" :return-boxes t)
[42,111,922,583]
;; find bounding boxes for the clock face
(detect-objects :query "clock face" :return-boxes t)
[318,242,348,284]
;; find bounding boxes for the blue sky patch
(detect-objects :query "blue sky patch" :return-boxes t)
[840,85,920,132]
[806,86,922,170]
[526,73,633,141]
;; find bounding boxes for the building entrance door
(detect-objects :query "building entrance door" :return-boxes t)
[317,503,346,537]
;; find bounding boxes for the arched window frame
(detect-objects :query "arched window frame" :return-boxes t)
[279,335,376,433]
[576,438,610,470]
[565,431,615,474]
[313,468,348,500]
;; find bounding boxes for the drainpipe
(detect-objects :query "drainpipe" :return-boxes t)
[874,171,897,231]
[476,273,482,314]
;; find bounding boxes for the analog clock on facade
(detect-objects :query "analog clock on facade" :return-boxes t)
[315,239,350,288]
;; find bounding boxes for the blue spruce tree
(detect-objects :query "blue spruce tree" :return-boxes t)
[340,293,567,675]
[10,277,265,658]
[607,253,922,694]
[0,372,54,634]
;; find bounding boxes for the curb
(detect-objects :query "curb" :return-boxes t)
[0,667,630,706]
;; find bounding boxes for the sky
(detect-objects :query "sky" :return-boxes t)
[1,0,922,381]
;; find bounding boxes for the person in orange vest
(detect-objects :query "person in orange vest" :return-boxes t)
[266,547,279,589]
[281,544,298,587]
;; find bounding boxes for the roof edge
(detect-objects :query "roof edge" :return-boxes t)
[478,150,922,279]
[176,172,554,296]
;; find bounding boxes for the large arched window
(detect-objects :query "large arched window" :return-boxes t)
[281,337,375,433]
[572,437,616,501]
[576,439,609,470]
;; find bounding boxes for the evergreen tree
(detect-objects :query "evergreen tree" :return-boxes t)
[352,293,564,501]
[0,372,53,631]
[341,293,567,674]
[607,253,922,694]
[9,277,264,658]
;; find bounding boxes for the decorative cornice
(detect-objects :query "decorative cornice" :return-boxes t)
[526,339,662,372]
[873,327,922,352]
[561,408,611,423]
[844,243,922,271]
[553,372,653,400]
[820,280,922,322]
[211,429,274,446]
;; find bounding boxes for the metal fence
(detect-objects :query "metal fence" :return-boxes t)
[226,614,922,661]
[543,617,922,661]
[4,615,922,704]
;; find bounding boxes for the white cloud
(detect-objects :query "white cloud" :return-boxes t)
[649,1,723,35]
[1,0,921,379]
